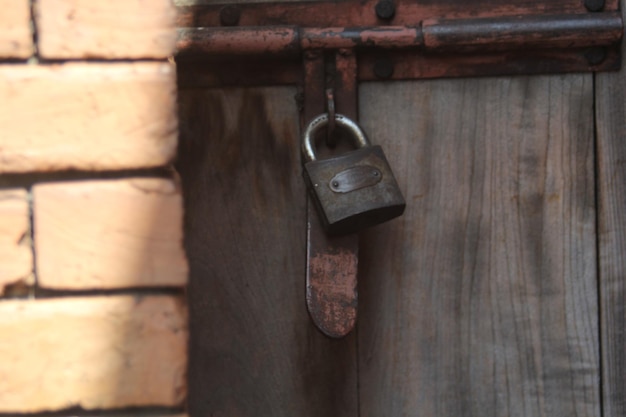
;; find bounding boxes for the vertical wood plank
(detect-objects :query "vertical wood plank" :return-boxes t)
[596,11,626,414]
[358,75,599,416]
[178,87,357,417]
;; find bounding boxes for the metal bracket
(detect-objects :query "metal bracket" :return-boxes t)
[302,50,360,338]
[177,0,623,88]
[175,0,623,337]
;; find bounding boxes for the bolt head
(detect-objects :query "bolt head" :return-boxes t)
[220,5,241,26]
[584,0,604,12]
[375,0,396,20]
[373,59,394,79]
[585,47,607,66]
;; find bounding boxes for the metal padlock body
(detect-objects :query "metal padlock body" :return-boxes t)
[302,114,405,235]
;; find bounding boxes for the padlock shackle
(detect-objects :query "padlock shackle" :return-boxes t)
[302,113,370,163]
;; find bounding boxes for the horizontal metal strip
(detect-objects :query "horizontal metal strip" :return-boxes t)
[177,46,621,88]
[177,0,619,28]
[177,13,622,56]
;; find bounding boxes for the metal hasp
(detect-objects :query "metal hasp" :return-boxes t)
[177,0,623,87]
[302,51,361,339]
[175,0,623,338]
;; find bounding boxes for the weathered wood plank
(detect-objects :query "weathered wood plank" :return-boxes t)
[178,87,357,417]
[42,415,188,417]
[357,75,599,416]
[596,13,626,415]
[69,415,188,417]
[0,296,187,412]
[64,415,188,417]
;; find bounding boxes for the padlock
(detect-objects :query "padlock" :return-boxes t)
[302,113,406,235]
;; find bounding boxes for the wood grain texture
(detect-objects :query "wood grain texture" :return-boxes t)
[33,178,187,290]
[0,296,187,412]
[0,0,32,58]
[84,415,188,417]
[36,0,177,59]
[0,189,33,293]
[72,415,188,417]
[177,87,357,417]
[0,413,188,417]
[0,63,177,173]
[596,7,626,413]
[357,76,599,416]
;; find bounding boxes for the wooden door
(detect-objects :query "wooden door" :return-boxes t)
[177,3,626,416]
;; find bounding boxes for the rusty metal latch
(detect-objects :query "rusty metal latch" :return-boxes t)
[179,14,622,55]
[301,51,361,338]
[177,0,623,85]
[175,0,623,338]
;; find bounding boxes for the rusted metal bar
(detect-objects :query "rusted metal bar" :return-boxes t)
[177,0,619,29]
[177,13,622,55]
[334,50,358,125]
[177,27,299,55]
[358,48,622,81]
[178,26,422,55]
[422,13,623,50]
[177,45,621,88]
[305,212,359,338]
[300,27,423,50]
[303,51,360,339]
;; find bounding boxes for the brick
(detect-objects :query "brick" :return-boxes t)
[36,0,176,59]
[0,63,177,173]
[34,178,187,289]
[0,296,187,412]
[0,0,32,58]
[0,189,33,293]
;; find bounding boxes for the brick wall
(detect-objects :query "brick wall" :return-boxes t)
[0,1,188,415]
